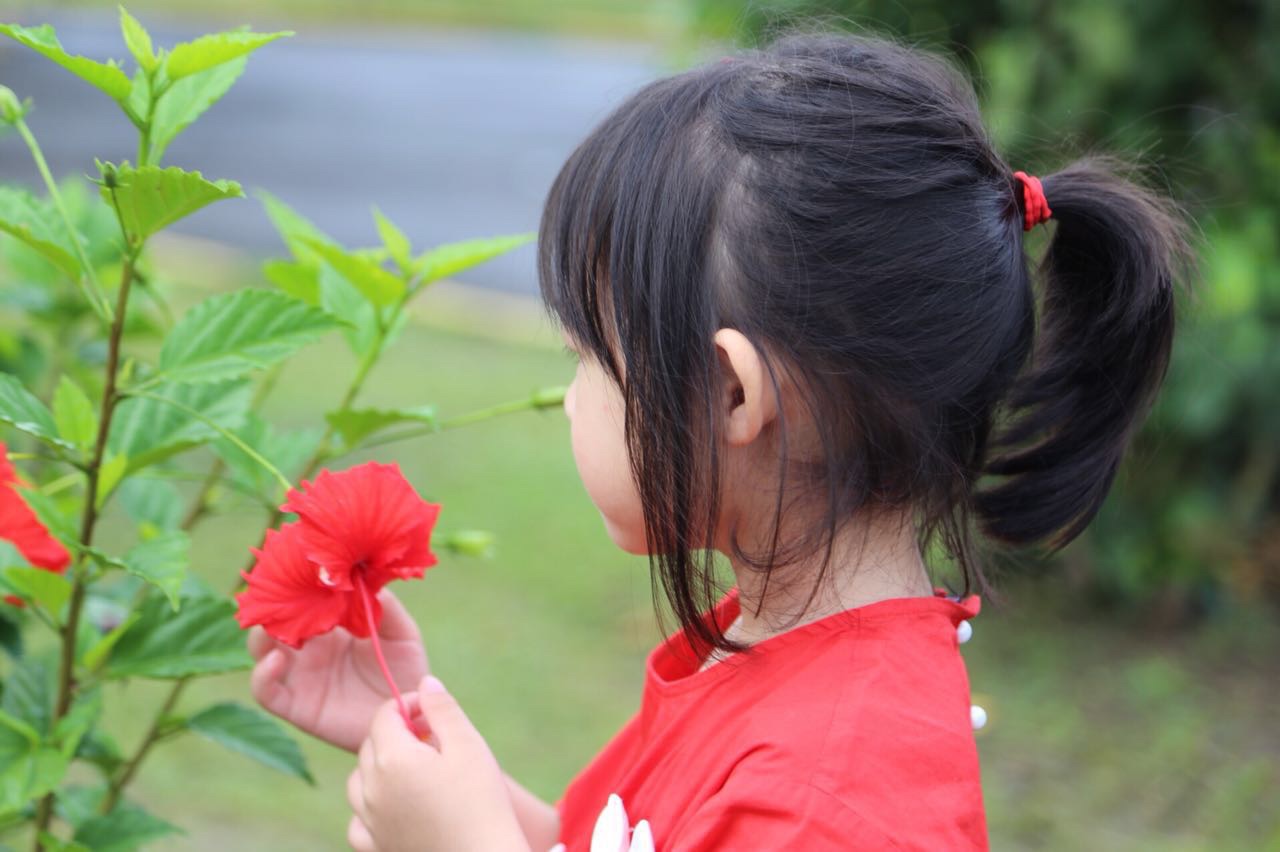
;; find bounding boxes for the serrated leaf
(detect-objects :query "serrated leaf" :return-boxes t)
[52,375,98,450]
[157,289,341,384]
[0,186,81,280]
[373,207,412,272]
[148,57,245,164]
[74,799,181,851]
[118,7,156,73]
[104,595,250,679]
[121,531,188,610]
[301,237,405,307]
[185,702,313,783]
[0,371,73,449]
[165,29,291,80]
[262,259,320,304]
[326,405,438,448]
[0,23,131,101]
[414,233,533,283]
[0,567,72,619]
[99,163,242,241]
[108,380,250,473]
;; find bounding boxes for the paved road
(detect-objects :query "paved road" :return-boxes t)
[0,8,661,293]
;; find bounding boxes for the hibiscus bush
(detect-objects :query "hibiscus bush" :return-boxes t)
[0,10,561,849]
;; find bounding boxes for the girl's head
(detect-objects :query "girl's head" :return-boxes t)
[540,33,1190,650]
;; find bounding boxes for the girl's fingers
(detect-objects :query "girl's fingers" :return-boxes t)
[358,737,377,787]
[346,766,369,823]
[374,589,420,641]
[246,625,277,660]
[346,813,376,852]
[249,649,292,715]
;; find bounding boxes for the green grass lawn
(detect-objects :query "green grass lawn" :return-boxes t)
[7,244,1278,849]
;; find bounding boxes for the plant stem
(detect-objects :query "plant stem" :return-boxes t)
[15,118,113,324]
[99,677,189,815]
[32,252,135,848]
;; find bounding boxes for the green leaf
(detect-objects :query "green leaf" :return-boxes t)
[108,380,250,473]
[74,799,181,851]
[81,613,141,672]
[185,702,313,783]
[326,405,438,448]
[121,531,188,610]
[99,163,243,241]
[165,29,291,80]
[318,264,379,357]
[0,371,72,449]
[104,595,250,679]
[0,23,131,101]
[301,237,405,307]
[116,477,181,531]
[0,567,72,620]
[0,187,81,280]
[95,452,128,509]
[257,191,334,261]
[262,259,320,304]
[148,57,245,164]
[373,207,412,272]
[118,7,157,73]
[38,831,91,852]
[0,706,68,813]
[414,233,534,283]
[0,608,21,658]
[53,687,101,759]
[0,656,52,735]
[157,289,342,384]
[212,413,319,500]
[52,375,98,451]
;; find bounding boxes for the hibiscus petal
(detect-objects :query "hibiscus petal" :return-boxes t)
[281,462,439,586]
[236,524,348,648]
[0,443,71,573]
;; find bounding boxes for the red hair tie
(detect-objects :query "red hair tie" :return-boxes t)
[1012,171,1052,231]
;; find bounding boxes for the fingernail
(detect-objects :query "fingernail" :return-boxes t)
[422,676,446,693]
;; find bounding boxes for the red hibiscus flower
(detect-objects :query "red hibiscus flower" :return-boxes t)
[1,442,72,607]
[235,461,440,648]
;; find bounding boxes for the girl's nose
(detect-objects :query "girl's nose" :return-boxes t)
[563,380,576,419]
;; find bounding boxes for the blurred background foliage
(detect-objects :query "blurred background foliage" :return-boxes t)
[688,0,1280,622]
[2,1,1277,849]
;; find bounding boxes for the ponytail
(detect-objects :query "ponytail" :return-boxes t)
[976,157,1192,549]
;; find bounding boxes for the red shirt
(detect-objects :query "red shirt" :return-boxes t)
[556,589,987,850]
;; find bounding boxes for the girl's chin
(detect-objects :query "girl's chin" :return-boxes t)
[600,513,649,555]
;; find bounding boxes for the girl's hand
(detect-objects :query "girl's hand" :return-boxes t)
[248,588,428,753]
[346,676,530,852]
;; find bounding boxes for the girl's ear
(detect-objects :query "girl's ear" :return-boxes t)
[713,328,779,447]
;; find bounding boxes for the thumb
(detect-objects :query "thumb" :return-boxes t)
[413,676,479,750]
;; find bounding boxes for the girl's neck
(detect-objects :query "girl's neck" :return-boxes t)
[725,512,933,648]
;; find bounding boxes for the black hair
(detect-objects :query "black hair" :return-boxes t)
[538,32,1190,652]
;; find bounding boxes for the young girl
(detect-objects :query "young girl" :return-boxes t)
[247,32,1186,851]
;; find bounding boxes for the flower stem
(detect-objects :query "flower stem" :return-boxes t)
[354,573,412,731]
